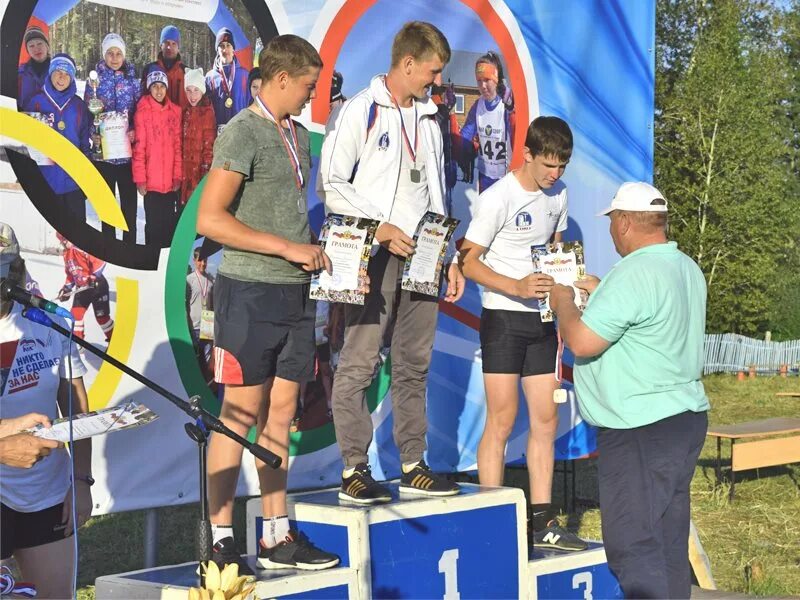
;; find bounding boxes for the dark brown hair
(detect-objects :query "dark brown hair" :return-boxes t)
[525,116,573,161]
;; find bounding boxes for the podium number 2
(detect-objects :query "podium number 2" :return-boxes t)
[572,571,593,600]
[438,548,460,600]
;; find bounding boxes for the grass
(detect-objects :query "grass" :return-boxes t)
[66,374,799,598]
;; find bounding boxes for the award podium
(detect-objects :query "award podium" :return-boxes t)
[95,482,622,599]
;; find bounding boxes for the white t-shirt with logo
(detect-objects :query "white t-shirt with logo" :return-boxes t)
[465,172,568,311]
[0,304,87,512]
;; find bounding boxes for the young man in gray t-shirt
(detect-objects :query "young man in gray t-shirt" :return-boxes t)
[197,35,337,574]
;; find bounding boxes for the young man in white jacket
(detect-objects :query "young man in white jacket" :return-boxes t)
[319,21,465,504]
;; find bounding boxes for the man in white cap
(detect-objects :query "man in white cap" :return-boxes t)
[548,182,710,599]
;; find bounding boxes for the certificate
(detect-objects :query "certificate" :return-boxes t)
[401,211,459,296]
[531,241,587,322]
[24,401,158,442]
[99,111,132,160]
[310,214,378,305]
[22,112,54,165]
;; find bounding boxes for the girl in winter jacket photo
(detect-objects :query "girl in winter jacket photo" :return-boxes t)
[180,67,216,207]
[133,67,182,247]
[23,53,90,222]
[85,32,140,243]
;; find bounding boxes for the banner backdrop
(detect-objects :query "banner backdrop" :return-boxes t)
[0,0,654,514]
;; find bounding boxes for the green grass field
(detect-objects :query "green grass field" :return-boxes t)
[71,374,798,598]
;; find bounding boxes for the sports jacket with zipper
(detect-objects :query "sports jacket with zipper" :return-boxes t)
[319,74,448,224]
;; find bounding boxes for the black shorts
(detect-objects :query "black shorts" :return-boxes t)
[0,502,70,559]
[480,309,558,377]
[73,275,110,317]
[213,275,315,385]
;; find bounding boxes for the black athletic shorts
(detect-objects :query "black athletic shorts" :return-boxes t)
[73,275,111,316]
[213,274,316,385]
[0,502,70,559]
[479,308,558,376]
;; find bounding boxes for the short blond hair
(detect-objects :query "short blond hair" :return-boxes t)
[259,34,322,80]
[390,21,451,67]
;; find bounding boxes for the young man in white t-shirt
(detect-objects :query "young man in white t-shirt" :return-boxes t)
[460,117,587,551]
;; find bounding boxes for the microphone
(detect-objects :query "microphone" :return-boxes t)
[0,278,73,320]
[21,307,54,327]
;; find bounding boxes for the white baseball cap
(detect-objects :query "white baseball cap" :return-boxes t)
[598,182,667,216]
[0,222,21,279]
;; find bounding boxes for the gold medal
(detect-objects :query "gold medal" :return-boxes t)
[224,97,233,108]
[57,120,66,131]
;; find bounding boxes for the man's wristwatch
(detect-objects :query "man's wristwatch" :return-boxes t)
[74,474,95,486]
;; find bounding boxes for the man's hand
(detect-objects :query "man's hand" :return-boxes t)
[375,223,416,258]
[575,274,601,296]
[282,242,332,273]
[57,286,71,301]
[137,185,147,196]
[549,283,576,312]
[62,483,93,534]
[513,273,555,300]
[127,129,135,144]
[0,434,60,468]
[172,179,182,192]
[0,412,52,438]
[444,261,465,302]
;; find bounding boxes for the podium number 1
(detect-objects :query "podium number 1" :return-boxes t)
[438,548,460,599]
[572,571,593,600]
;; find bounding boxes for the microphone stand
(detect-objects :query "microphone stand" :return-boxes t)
[21,306,280,579]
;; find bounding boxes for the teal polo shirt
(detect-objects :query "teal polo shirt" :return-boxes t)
[574,241,710,429]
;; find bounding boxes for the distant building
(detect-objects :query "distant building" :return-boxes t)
[442,49,507,129]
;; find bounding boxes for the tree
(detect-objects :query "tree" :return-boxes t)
[655,0,799,337]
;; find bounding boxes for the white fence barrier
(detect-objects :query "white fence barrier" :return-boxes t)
[704,334,800,375]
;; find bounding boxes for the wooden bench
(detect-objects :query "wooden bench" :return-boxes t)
[707,417,800,500]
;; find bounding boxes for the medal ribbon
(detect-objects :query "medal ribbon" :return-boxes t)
[217,61,236,102]
[389,92,418,166]
[254,95,305,191]
[42,86,73,127]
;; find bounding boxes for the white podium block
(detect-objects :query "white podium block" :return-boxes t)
[529,543,623,599]
[247,483,528,599]
[94,560,358,599]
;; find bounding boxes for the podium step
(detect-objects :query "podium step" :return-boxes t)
[529,542,623,599]
[249,482,529,598]
[94,560,358,599]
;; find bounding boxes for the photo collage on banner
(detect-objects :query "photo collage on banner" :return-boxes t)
[0,0,654,513]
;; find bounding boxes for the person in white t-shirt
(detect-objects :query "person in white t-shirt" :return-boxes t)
[0,222,92,599]
[460,117,587,552]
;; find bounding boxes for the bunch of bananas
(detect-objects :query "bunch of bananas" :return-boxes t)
[188,561,255,600]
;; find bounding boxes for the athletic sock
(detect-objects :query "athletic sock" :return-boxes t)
[401,461,420,474]
[530,503,554,532]
[262,515,291,548]
[211,524,234,545]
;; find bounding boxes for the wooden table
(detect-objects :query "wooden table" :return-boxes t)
[706,417,800,500]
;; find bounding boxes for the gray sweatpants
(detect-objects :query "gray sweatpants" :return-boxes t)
[332,248,439,468]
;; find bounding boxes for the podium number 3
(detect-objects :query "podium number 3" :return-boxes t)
[438,548,460,599]
[572,571,593,600]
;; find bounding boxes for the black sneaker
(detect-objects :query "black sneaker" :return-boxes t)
[399,460,460,497]
[531,520,588,552]
[339,463,392,504]
[211,536,255,577]
[257,530,340,571]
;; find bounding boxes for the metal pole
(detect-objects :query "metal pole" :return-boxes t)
[144,508,159,568]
